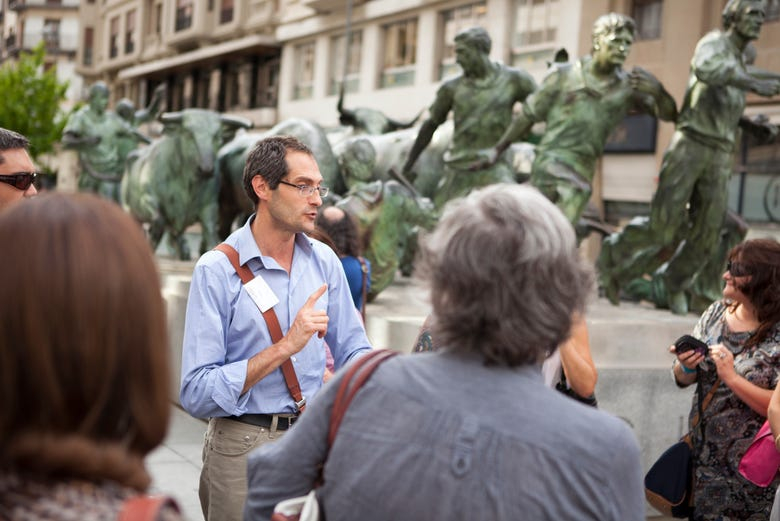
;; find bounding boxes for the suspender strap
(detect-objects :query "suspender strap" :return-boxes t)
[214,243,306,412]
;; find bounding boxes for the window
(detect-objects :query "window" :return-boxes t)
[767,0,780,21]
[176,0,193,31]
[329,31,362,95]
[439,3,487,79]
[146,0,162,35]
[220,0,234,24]
[109,16,119,58]
[293,42,315,100]
[42,19,60,50]
[125,9,136,54]
[511,0,559,68]
[632,0,662,40]
[83,26,94,65]
[381,19,417,88]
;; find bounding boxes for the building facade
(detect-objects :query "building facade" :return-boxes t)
[1,0,83,105]
[78,0,780,221]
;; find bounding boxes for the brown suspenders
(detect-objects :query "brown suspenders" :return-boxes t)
[214,243,307,412]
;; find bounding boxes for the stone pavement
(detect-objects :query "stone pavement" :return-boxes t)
[150,268,694,520]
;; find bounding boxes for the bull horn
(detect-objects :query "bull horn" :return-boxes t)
[220,115,253,129]
[159,111,183,124]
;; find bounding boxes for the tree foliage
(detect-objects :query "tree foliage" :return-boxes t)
[0,42,69,161]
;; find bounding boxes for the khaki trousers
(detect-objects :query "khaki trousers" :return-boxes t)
[199,417,285,521]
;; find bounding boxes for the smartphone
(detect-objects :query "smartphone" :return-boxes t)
[674,334,708,358]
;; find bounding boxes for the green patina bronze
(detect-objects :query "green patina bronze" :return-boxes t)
[62,82,150,203]
[401,26,537,209]
[598,0,780,315]
[474,13,676,235]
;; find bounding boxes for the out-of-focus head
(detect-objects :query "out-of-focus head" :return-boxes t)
[315,205,361,257]
[116,98,135,121]
[0,127,36,210]
[454,27,492,71]
[88,81,110,113]
[415,183,593,366]
[726,238,780,346]
[242,135,314,205]
[591,13,636,66]
[0,193,170,491]
[723,0,765,37]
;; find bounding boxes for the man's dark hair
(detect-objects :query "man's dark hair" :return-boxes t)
[242,135,314,205]
[0,128,30,164]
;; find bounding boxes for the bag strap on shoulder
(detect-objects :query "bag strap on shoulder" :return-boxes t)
[328,349,398,447]
[214,243,306,412]
[117,495,179,521]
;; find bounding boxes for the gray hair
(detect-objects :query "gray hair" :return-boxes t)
[723,0,765,30]
[0,127,30,164]
[415,184,593,366]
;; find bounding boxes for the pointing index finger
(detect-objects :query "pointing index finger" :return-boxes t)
[304,284,327,308]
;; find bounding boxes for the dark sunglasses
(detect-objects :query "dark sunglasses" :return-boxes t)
[0,172,37,190]
[726,260,752,277]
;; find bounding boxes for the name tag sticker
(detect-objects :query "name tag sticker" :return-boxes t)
[244,275,279,312]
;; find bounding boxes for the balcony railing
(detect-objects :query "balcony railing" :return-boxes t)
[13,30,78,52]
[10,0,79,9]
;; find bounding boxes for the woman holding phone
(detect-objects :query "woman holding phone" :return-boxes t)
[671,238,780,520]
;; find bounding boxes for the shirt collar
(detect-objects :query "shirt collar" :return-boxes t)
[234,214,315,268]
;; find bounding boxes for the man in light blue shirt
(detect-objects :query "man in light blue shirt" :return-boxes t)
[180,135,372,521]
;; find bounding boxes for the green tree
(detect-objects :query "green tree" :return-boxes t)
[0,42,69,161]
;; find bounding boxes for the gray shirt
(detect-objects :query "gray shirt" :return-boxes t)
[245,351,644,521]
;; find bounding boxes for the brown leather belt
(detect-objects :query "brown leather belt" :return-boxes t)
[228,414,298,430]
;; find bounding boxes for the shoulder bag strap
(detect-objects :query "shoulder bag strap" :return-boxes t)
[214,243,306,412]
[357,256,369,322]
[691,378,721,430]
[117,495,179,521]
[327,349,398,447]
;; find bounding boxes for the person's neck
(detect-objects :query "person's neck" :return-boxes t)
[251,211,296,272]
[464,59,493,81]
[733,301,760,330]
[589,56,620,81]
[727,28,751,53]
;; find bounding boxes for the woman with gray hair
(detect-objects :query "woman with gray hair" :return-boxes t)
[244,183,644,520]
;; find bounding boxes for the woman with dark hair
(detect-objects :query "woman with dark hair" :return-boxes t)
[672,238,780,520]
[315,206,370,314]
[245,184,644,520]
[0,193,182,519]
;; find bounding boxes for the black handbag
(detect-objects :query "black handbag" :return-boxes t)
[644,376,720,518]
[555,370,597,407]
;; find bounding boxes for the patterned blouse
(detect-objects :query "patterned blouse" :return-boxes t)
[686,300,780,521]
[0,471,183,521]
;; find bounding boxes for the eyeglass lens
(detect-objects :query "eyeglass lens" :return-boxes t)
[727,261,749,277]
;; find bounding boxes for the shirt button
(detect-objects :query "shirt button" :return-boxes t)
[291,356,297,362]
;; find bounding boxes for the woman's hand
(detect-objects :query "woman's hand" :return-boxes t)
[709,343,737,383]
[669,344,705,370]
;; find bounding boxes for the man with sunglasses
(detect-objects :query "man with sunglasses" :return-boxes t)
[180,135,372,521]
[0,128,37,210]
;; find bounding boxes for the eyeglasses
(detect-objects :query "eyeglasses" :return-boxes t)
[0,172,37,190]
[726,260,752,277]
[277,180,329,198]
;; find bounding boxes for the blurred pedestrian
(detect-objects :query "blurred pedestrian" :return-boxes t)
[0,127,37,210]
[0,193,181,519]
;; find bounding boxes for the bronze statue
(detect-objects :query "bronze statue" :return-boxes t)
[62,82,150,203]
[401,26,537,208]
[599,0,780,314]
[337,84,422,135]
[121,109,252,260]
[473,13,677,234]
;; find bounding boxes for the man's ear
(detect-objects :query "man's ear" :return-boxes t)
[252,175,270,202]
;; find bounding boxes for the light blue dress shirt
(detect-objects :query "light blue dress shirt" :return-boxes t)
[180,216,372,419]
